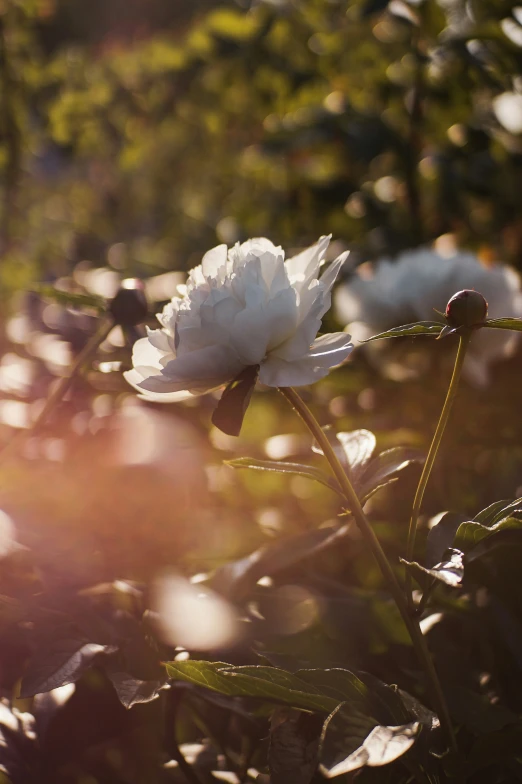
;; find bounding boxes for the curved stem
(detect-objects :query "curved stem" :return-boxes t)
[406,333,470,591]
[278,386,457,752]
[0,317,113,465]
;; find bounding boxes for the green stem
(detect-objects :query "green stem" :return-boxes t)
[406,333,470,597]
[0,317,113,465]
[278,385,457,752]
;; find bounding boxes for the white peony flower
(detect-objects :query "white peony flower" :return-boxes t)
[125,236,353,401]
[334,248,522,386]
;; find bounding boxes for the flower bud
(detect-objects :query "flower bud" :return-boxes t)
[109,278,148,326]
[445,289,488,328]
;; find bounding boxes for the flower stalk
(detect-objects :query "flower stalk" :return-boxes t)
[405,332,471,597]
[279,385,457,752]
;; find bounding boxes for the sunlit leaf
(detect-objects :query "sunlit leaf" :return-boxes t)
[296,669,369,706]
[311,426,349,469]
[362,322,443,342]
[319,701,420,777]
[484,317,522,332]
[165,661,339,713]
[21,638,118,698]
[226,457,341,495]
[336,430,376,483]
[401,549,464,588]
[358,447,424,502]
[312,433,422,504]
[426,512,467,567]
[455,516,522,551]
[436,324,458,339]
[473,499,513,526]
[106,671,168,709]
[488,498,522,525]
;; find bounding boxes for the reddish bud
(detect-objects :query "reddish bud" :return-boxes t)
[445,289,488,328]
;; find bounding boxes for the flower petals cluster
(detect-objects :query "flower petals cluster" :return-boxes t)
[334,248,522,386]
[125,236,353,400]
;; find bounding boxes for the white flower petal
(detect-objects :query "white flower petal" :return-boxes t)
[146,328,175,355]
[307,331,355,358]
[259,332,353,387]
[271,291,325,361]
[131,336,166,375]
[266,287,298,350]
[230,302,271,364]
[163,344,243,384]
[235,237,284,262]
[201,244,228,278]
[273,254,348,362]
[286,235,331,283]
[319,250,350,291]
[123,368,203,402]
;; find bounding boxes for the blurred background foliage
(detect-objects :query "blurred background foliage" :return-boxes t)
[1,0,522,780]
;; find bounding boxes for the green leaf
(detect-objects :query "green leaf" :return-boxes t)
[436,324,458,340]
[165,661,339,713]
[426,512,467,567]
[269,708,323,784]
[473,499,513,526]
[311,426,350,470]
[166,663,427,777]
[219,666,340,713]
[359,477,400,504]
[21,637,118,697]
[362,322,443,342]
[335,430,376,483]
[454,521,490,550]
[401,549,464,588]
[296,669,369,707]
[33,284,106,312]
[165,660,244,696]
[106,671,168,709]
[226,457,341,495]
[489,498,522,525]
[483,317,522,332]
[358,447,424,503]
[464,526,522,563]
[455,516,522,551]
[319,701,420,778]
